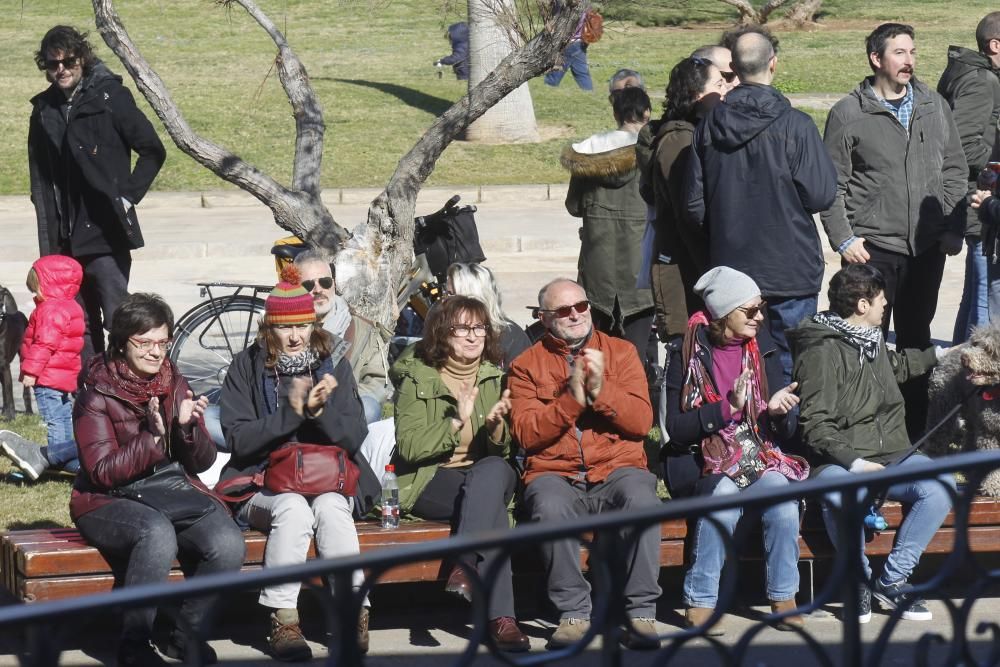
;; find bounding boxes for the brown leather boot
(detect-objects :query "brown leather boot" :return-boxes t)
[444,565,474,602]
[771,599,805,630]
[489,616,530,652]
[685,607,726,636]
[268,609,312,662]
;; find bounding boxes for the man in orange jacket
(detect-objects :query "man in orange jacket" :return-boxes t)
[508,278,661,651]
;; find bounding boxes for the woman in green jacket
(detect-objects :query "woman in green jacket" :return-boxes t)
[391,295,529,652]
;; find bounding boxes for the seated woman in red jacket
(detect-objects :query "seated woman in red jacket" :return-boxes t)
[72,293,245,667]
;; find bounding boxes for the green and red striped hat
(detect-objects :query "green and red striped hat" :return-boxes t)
[265,265,316,326]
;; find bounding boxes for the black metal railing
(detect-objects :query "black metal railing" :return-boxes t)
[4,449,1000,666]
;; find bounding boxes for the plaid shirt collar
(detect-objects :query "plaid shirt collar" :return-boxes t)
[873,81,914,135]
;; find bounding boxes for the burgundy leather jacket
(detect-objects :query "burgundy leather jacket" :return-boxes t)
[70,356,218,521]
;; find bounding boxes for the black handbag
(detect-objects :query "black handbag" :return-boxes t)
[113,461,219,529]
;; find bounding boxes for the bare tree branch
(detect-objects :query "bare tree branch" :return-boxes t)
[759,0,791,22]
[91,0,348,250]
[719,0,761,23]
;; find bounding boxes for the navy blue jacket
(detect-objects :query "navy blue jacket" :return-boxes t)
[684,83,836,297]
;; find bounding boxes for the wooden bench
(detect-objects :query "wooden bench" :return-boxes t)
[4,498,1000,604]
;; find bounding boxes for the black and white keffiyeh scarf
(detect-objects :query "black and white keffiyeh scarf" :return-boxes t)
[813,311,882,362]
[275,348,320,376]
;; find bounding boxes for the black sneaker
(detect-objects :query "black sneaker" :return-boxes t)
[163,632,218,664]
[0,430,49,481]
[858,584,872,624]
[873,579,932,621]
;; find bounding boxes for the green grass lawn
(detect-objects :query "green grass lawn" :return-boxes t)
[1,0,995,193]
[0,414,73,532]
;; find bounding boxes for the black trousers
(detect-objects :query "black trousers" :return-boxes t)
[75,497,246,645]
[592,303,656,368]
[77,252,132,362]
[852,242,946,438]
[411,456,517,619]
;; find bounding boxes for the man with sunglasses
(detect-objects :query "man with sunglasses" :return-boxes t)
[28,25,165,362]
[684,28,836,385]
[690,45,739,91]
[508,278,662,651]
[293,252,390,424]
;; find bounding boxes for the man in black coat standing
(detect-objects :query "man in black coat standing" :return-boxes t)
[684,27,836,384]
[28,26,166,360]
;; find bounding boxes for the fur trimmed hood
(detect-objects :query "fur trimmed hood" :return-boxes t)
[560,142,638,181]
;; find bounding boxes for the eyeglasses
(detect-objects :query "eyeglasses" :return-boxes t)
[301,277,334,292]
[129,337,173,353]
[450,324,488,338]
[539,300,591,318]
[42,56,79,71]
[736,301,767,319]
[720,70,738,83]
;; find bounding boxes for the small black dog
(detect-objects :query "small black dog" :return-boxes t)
[0,286,33,421]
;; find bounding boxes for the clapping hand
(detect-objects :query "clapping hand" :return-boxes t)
[306,374,338,416]
[147,396,166,438]
[728,369,752,413]
[454,382,479,428]
[288,377,310,417]
[767,382,800,416]
[568,355,587,406]
[178,390,209,426]
[485,389,512,430]
[582,349,605,402]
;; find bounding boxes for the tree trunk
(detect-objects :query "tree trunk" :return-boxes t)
[464,0,540,143]
[786,0,823,25]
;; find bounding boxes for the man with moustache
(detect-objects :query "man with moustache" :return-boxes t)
[822,23,967,437]
[28,25,165,360]
[293,251,390,424]
[508,278,661,651]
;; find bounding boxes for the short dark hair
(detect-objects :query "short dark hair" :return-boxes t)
[720,24,779,54]
[611,86,651,125]
[415,295,501,369]
[664,57,714,121]
[827,265,887,319]
[108,293,174,359]
[977,12,1000,53]
[35,25,97,74]
[865,23,915,72]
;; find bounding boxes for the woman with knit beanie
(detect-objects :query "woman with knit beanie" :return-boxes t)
[662,266,808,635]
[390,295,530,652]
[217,265,379,661]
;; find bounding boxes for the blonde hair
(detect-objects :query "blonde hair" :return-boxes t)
[446,263,508,331]
[25,268,39,296]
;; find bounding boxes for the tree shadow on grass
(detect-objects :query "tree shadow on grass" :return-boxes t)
[322,78,455,116]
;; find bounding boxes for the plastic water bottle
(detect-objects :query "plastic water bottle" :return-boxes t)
[381,464,400,529]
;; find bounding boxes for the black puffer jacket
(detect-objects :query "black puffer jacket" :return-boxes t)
[218,338,379,516]
[28,61,166,257]
[684,83,837,298]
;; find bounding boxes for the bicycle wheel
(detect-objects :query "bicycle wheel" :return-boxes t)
[169,296,266,403]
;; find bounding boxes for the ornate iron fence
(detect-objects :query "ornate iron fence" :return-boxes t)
[3,449,1000,666]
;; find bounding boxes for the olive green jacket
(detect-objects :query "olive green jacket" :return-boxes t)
[390,348,510,513]
[789,318,937,472]
[562,133,654,318]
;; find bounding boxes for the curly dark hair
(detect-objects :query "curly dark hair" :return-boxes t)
[35,25,98,74]
[827,264,887,319]
[416,295,502,369]
[664,57,714,121]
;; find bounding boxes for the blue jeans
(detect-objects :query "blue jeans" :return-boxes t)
[544,41,593,91]
[765,295,818,385]
[816,454,955,584]
[32,386,79,472]
[953,237,989,344]
[361,395,383,424]
[683,471,801,608]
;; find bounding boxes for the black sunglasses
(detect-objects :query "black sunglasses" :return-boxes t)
[720,70,738,83]
[539,300,590,318]
[301,277,334,291]
[737,301,767,319]
[42,56,78,71]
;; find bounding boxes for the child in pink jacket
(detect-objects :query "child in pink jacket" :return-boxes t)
[0,256,85,479]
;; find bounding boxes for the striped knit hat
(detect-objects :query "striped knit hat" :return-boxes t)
[265,265,316,326]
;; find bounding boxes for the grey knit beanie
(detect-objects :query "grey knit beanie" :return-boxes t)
[694,267,761,320]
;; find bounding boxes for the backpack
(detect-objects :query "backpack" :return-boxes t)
[581,9,603,45]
